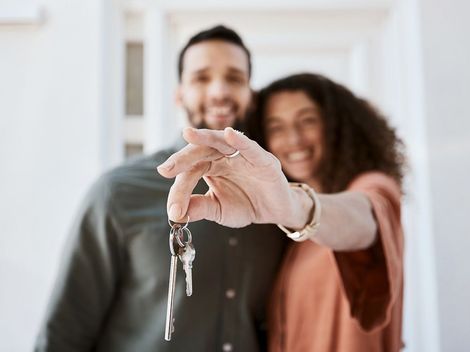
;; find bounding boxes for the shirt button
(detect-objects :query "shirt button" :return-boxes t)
[228,237,238,246]
[225,289,236,299]
[222,342,233,352]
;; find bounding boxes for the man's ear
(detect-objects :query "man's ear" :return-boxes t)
[175,86,183,106]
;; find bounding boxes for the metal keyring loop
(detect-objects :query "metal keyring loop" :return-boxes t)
[176,227,192,248]
[168,215,190,230]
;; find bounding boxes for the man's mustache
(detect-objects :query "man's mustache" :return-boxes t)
[194,119,246,133]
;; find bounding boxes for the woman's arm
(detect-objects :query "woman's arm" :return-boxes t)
[289,189,377,250]
[158,127,376,251]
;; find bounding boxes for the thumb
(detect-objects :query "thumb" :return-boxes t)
[186,194,221,223]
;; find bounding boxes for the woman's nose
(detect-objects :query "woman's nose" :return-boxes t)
[285,127,303,145]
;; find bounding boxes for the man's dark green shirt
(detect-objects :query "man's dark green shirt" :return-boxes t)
[35,144,287,352]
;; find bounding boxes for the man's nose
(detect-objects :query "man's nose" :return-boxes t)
[207,79,231,100]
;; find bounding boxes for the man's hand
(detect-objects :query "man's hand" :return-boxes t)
[157,127,307,228]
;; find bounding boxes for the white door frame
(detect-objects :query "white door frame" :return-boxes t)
[113,1,440,350]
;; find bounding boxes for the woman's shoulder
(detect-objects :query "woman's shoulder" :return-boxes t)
[347,171,402,200]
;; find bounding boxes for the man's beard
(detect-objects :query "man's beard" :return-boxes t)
[185,107,248,133]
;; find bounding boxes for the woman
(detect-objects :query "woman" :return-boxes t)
[157,74,405,352]
[247,73,406,352]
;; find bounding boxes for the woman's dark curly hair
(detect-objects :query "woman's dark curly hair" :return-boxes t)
[247,73,406,193]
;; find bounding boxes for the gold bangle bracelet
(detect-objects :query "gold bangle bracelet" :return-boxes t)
[277,182,322,242]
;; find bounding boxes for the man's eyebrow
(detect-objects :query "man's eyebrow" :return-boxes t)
[188,66,248,75]
[189,67,209,75]
[227,67,248,75]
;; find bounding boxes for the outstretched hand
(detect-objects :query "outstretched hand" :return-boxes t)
[157,127,307,228]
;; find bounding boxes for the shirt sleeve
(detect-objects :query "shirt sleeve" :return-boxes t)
[35,175,124,352]
[332,172,404,332]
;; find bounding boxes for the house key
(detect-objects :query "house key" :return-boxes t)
[178,228,196,296]
[164,224,183,341]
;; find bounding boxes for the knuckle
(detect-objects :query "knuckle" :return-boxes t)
[269,153,282,170]
[206,131,219,145]
[215,203,222,224]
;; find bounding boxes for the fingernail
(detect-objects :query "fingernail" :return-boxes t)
[184,126,196,133]
[158,160,175,171]
[169,204,182,220]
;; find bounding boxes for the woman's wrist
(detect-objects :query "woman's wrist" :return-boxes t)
[284,186,315,230]
[278,183,321,241]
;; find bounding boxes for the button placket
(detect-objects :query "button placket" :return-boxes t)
[222,342,233,351]
[221,229,239,350]
[225,288,236,299]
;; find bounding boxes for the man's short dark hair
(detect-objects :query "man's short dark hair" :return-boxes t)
[177,25,252,81]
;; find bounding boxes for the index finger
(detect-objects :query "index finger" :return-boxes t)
[183,128,238,156]
[184,127,275,167]
[224,127,276,167]
[157,143,222,178]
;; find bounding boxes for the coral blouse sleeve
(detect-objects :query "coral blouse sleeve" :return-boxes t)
[333,172,404,332]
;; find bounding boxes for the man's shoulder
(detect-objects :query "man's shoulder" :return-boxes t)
[89,146,179,204]
[107,149,172,180]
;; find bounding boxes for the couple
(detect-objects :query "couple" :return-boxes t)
[36,25,405,352]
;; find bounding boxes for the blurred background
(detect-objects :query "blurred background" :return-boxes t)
[1,0,469,351]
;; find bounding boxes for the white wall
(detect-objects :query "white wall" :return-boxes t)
[0,1,112,350]
[418,0,470,351]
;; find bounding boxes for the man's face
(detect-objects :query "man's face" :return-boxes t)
[177,40,251,130]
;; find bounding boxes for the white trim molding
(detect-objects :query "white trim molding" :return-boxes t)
[0,3,44,25]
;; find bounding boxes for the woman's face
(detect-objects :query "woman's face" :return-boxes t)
[264,90,324,185]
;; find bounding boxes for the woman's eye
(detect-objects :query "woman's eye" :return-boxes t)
[266,125,284,134]
[301,116,319,126]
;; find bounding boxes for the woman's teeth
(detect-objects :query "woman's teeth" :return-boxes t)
[287,150,312,162]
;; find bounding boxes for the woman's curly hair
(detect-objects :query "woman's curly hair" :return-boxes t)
[247,73,406,193]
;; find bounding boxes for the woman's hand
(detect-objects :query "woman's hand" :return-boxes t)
[157,127,311,228]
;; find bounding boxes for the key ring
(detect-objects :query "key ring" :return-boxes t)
[168,216,191,255]
[169,226,181,256]
[175,227,192,248]
[170,225,193,249]
[169,226,192,255]
[168,215,190,230]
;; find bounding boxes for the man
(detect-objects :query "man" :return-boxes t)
[35,25,286,352]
